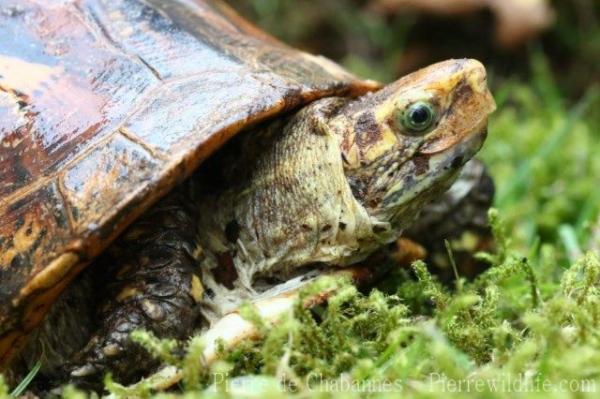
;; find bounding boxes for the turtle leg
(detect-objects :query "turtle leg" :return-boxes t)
[401,159,495,280]
[67,185,204,388]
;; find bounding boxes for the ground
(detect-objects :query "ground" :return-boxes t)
[2,0,599,397]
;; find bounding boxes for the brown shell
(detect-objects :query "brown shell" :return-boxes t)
[0,0,378,366]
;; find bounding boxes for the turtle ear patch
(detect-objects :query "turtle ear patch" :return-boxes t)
[353,111,382,147]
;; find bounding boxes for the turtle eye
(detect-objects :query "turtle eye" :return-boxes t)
[399,101,436,134]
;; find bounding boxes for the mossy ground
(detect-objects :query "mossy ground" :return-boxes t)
[2,1,599,398]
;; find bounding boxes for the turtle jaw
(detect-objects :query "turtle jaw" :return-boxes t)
[375,117,490,237]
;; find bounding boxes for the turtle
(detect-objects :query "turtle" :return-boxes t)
[0,0,496,391]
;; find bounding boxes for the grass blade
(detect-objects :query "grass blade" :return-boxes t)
[10,361,41,397]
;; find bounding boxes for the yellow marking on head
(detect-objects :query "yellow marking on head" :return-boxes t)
[361,129,399,163]
[367,98,403,161]
[373,94,403,122]
[427,72,465,94]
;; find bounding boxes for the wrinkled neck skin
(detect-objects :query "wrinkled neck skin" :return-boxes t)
[195,97,401,321]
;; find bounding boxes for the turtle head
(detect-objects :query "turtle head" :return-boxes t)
[328,59,496,236]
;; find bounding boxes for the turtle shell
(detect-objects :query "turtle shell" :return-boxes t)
[0,0,379,367]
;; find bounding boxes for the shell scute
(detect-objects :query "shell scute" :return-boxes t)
[59,133,162,236]
[0,0,159,202]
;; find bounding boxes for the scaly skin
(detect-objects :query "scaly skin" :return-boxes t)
[195,98,382,322]
[16,59,495,390]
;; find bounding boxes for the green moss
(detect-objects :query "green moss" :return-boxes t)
[0,377,9,399]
